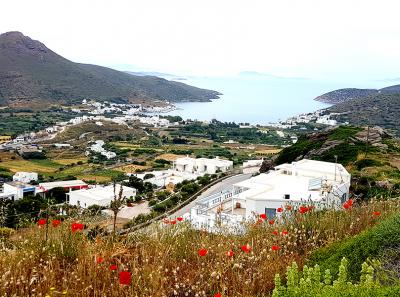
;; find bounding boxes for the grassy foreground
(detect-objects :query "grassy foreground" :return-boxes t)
[0,199,399,297]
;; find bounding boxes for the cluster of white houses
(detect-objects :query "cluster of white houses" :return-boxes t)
[186,159,351,232]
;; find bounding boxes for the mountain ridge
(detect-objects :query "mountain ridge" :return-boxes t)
[0,31,221,109]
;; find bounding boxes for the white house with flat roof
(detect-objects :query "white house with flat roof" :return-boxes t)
[188,159,351,231]
[3,181,37,199]
[13,172,38,184]
[173,156,233,175]
[37,180,88,193]
[66,184,136,208]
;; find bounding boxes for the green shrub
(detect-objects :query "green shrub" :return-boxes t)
[272,258,400,297]
[309,213,400,280]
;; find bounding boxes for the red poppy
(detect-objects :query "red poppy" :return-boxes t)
[256,218,264,224]
[281,230,288,236]
[52,219,61,227]
[343,202,350,210]
[277,207,283,213]
[214,293,222,297]
[299,206,309,214]
[96,256,104,264]
[259,213,267,219]
[37,219,47,226]
[268,219,275,225]
[286,205,293,211]
[241,244,251,253]
[170,219,177,225]
[226,250,234,257]
[373,211,381,217]
[110,264,118,271]
[198,248,208,257]
[163,219,170,224]
[272,230,279,235]
[119,271,131,285]
[177,217,183,222]
[271,245,280,251]
[71,223,84,232]
[347,199,353,206]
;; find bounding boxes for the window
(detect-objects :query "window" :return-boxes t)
[284,194,290,200]
[265,208,276,218]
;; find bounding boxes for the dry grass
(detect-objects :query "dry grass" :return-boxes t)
[0,199,398,297]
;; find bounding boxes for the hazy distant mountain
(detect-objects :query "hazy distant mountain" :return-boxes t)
[0,31,220,109]
[124,71,187,81]
[314,84,400,104]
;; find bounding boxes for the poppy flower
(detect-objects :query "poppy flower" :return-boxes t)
[256,218,264,224]
[271,245,280,251]
[272,230,279,235]
[163,219,170,224]
[198,248,208,257]
[347,199,353,206]
[268,219,275,225]
[170,219,177,225]
[277,207,283,213]
[281,230,288,236]
[119,271,131,285]
[37,219,47,226]
[52,219,61,227]
[286,205,293,211]
[343,202,350,210]
[259,213,267,219]
[241,244,251,253]
[96,257,104,264]
[110,264,118,271]
[226,250,234,257]
[373,211,381,217]
[177,217,183,222]
[214,293,222,297]
[299,206,309,214]
[71,223,84,232]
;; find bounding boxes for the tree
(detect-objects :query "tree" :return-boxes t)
[109,183,125,235]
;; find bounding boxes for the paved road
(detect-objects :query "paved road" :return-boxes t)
[171,173,252,217]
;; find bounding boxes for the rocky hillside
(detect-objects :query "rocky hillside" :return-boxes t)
[328,93,400,135]
[314,84,400,104]
[0,32,221,109]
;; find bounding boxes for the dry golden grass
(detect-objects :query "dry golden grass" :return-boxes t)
[155,153,186,161]
[115,164,151,173]
[0,159,58,173]
[0,199,398,297]
[54,158,87,165]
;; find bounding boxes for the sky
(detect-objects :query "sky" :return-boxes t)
[2,0,400,82]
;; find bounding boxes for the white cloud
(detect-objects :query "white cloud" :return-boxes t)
[2,0,400,80]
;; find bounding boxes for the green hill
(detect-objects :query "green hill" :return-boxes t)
[0,31,221,109]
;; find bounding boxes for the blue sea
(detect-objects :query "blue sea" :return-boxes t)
[165,75,387,125]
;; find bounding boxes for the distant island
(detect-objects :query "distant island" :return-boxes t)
[0,31,221,110]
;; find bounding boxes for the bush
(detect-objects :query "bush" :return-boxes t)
[309,213,400,281]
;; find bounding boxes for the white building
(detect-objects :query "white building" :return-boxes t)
[13,172,38,184]
[3,181,37,199]
[66,184,136,208]
[173,156,233,175]
[37,180,88,192]
[88,140,116,159]
[188,159,351,232]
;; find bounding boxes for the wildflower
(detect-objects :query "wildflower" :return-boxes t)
[373,211,381,217]
[198,248,208,257]
[277,207,283,213]
[272,230,279,236]
[170,219,177,225]
[281,230,288,236]
[110,264,118,271]
[343,202,350,210]
[299,206,309,214]
[163,219,170,224]
[268,219,275,225]
[177,217,183,222]
[214,293,222,297]
[71,223,84,232]
[286,205,293,211]
[256,219,264,224]
[119,271,131,285]
[241,244,251,253]
[226,250,234,257]
[96,256,104,264]
[52,219,61,227]
[259,213,267,219]
[37,219,47,226]
[347,199,353,206]
[271,245,280,251]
